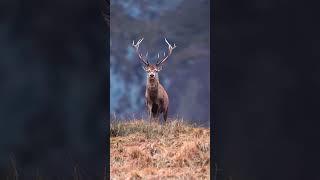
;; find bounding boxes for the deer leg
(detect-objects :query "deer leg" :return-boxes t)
[163,108,168,123]
[147,104,152,123]
[155,112,160,124]
[151,103,159,123]
[151,112,158,123]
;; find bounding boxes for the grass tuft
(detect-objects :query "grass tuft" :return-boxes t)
[110,119,196,139]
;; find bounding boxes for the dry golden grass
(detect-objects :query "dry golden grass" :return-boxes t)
[110,119,210,180]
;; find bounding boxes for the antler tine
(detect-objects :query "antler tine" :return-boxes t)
[156,38,177,66]
[132,38,149,65]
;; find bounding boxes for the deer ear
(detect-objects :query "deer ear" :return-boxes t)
[157,65,162,71]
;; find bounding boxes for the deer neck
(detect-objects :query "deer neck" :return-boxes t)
[147,77,159,93]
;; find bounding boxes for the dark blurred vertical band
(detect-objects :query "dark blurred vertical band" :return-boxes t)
[104,1,110,179]
[0,0,109,179]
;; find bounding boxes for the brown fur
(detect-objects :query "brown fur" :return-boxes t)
[145,66,169,123]
[132,37,176,123]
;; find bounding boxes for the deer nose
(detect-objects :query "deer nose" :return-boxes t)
[150,74,154,77]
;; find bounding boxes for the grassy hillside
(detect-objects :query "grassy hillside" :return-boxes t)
[110,119,210,179]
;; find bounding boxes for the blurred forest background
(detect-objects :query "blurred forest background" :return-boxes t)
[110,0,210,126]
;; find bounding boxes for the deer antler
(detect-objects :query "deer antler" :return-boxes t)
[156,38,176,66]
[132,38,149,66]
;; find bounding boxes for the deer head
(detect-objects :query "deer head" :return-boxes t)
[132,38,176,81]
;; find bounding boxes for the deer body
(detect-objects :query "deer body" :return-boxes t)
[132,37,176,123]
[145,68,169,122]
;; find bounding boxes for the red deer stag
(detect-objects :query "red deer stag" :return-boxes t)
[132,38,176,123]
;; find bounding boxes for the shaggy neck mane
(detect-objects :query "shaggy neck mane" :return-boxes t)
[147,77,159,96]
